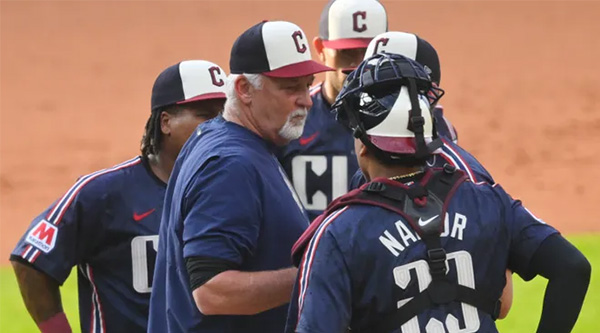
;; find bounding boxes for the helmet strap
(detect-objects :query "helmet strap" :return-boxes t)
[406,77,429,160]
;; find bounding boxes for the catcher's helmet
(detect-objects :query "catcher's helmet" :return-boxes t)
[332,52,444,165]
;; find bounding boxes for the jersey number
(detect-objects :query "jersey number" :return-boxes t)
[291,155,348,210]
[393,250,480,333]
[131,235,159,293]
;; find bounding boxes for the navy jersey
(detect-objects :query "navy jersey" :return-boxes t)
[432,105,458,144]
[11,156,165,333]
[286,179,558,333]
[149,117,309,333]
[278,83,360,221]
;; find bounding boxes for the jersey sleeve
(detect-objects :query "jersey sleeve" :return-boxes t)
[497,186,559,280]
[349,168,367,190]
[181,156,262,265]
[433,106,459,144]
[10,178,106,284]
[443,116,459,144]
[292,223,352,333]
[439,139,495,184]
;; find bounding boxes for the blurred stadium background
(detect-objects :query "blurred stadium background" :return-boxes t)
[1,1,598,332]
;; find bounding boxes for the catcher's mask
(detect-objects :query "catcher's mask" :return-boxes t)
[332,52,445,165]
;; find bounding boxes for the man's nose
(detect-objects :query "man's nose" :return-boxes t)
[298,89,313,108]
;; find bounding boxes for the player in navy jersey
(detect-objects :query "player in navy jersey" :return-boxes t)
[10,60,226,333]
[343,32,516,316]
[148,21,333,333]
[287,53,590,333]
[278,0,388,221]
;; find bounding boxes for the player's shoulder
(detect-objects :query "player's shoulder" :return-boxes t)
[309,82,323,97]
[319,204,393,237]
[195,117,269,154]
[309,82,328,109]
[188,150,261,186]
[212,152,259,171]
[454,178,511,211]
[432,105,459,144]
[67,156,144,198]
[184,118,257,160]
[436,139,494,184]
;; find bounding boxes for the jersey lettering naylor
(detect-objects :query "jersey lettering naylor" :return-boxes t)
[11,156,165,333]
[286,179,557,333]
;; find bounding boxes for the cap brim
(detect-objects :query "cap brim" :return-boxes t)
[264,60,333,78]
[176,92,226,105]
[369,135,439,155]
[369,135,417,154]
[322,38,372,50]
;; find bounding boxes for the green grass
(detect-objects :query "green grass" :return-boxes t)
[0,266,79,332]
[0,235,598,332]
[496,234,600,333]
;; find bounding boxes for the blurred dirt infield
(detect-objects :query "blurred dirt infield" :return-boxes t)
[1,1,599,262]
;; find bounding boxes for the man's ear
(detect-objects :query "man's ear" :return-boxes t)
[160,111,172,135]
[313,37,326,63]
[358,140,369,158]
[235,75,253,105]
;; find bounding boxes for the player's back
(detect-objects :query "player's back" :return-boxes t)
[360,181,508,332]
[12,156,165,333]
[294,175,556,333]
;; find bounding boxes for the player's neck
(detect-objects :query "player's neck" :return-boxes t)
[367,163,423,182]
[224,107,252,132]
[322,80,339,106]
[147,153,173,184]
[223,106,267,141]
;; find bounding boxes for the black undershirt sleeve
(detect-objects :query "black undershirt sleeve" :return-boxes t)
[185,256,240,291]
[524,234,591,333]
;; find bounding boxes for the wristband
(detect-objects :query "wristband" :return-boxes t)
[39,312,71,333]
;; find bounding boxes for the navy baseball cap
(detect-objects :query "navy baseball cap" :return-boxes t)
[343,32,441,85]
[319,0,388,50]
[151,60,227,112]
[230,21,333,78]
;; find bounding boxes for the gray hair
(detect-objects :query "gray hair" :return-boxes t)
[223,74,264,118]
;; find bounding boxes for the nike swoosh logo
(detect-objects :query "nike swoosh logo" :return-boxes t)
[418,215,439,227]
[299,132,319,146]
[133,209,156,222]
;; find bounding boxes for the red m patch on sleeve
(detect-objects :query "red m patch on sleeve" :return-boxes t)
[26,220,58,253]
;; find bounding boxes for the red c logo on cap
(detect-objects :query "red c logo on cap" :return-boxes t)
[373,38,389,54]
[208,66,224,87]
[353,11,367,32]
[292,31,307,54]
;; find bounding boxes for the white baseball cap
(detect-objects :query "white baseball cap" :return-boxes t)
[319,0,388,49]
[361,31,441,84]
[151,60,227,111]
[230,21,333,78]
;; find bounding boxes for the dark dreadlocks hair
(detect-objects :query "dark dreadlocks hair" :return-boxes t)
[141,105,176,158]
[140,99,224,158]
